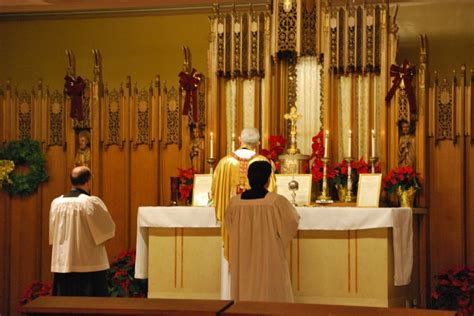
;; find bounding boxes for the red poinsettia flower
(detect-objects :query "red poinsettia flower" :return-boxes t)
[179,183,193,201]
[382,165,421,193]
[178,167,195,180]
[259,135,287,173]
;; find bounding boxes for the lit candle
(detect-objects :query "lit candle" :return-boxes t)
[210,132,214,158]
[231,132,235,152]
[348,129,352,157]
[324,130,329,158]
[371,129,376,157]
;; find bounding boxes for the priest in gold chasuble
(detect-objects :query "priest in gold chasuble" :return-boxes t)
[212,127,276,260]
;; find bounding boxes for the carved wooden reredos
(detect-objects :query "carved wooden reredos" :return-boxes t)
[0,1,473,206]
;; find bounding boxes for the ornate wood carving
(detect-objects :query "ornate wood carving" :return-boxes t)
[198,79,206,129]
[212,6,267,79]
[225,14,232,77]
[347,5,356,72]
[133,86,153,148]
[327,3,383,74]
[398,88,410,123]
[241,13,249,76]
[277,0,298,54]
[301,2,317,57]
[104,86,124,149]
[365,5,375,72]
[165,85,181,147]
[337,8,345,73]
[16,89,32,139]
[356,6,362,72]
[435,77,454,143]
[46,89,65,147]
[216,11,226,76]
[374,5,381,73]
[233,10,242,76]
[329,7,338,72]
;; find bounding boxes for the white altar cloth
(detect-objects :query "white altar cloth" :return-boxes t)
[135,206,412,286]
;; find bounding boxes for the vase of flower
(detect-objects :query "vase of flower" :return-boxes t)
[383,166,420,208]
[397,186,417,208]
[177,167,195,206]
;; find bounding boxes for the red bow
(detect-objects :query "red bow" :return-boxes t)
[385,60,416,114]
[179,69,202,123]
[64,75,86,121]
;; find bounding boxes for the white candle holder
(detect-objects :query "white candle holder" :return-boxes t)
[344,156,356,202]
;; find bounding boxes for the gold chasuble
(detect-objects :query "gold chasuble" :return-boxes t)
[211,148,276,258]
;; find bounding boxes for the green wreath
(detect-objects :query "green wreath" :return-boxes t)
[0,139,48,196]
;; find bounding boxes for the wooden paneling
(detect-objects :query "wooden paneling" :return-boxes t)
[429,140,465,279]
[9,196,41,314]
[102,145,129,255]
[130,146,159,243]
[467,140,474,265]
[0,192,10,316]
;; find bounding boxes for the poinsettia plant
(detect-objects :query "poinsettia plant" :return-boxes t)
[259,135,287,172]
[107,249,147,297]
[177,167,195,204]
[333,157,373,186]
[430,266,474,315]
[382,166,420,193]
[18,281,52,309]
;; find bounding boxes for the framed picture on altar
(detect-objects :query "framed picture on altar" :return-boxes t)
[275,174,312,206]
[192,174,212,206]
[357,174,382,207]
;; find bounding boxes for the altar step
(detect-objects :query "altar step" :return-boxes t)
[19,296,455,316]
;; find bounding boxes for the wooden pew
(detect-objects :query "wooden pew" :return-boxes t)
[222,301,456,316]
[19,296,233,316]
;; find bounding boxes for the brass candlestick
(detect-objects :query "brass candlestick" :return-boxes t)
[369,156,379,173]
[344,156,356,202]
[316,157,334,204]
[207,157,217,174]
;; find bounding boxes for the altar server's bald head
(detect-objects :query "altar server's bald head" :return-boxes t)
[70,166,91,187]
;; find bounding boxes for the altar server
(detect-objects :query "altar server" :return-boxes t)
[49,166,115,296]
[225,161,300,302]
[211,127,275,298]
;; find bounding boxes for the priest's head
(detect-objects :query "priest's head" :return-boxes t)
[248,160,272,189]
[70,166,92,193]
[239,127,260,149]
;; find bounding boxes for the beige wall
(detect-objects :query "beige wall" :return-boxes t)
[0,13,210,90]
[396,1,474,78]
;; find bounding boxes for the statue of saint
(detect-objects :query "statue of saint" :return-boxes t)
[398,120,416,168]
[75,130,91,167]
[189,126,204,173]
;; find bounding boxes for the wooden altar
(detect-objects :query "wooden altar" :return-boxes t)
[136,206,423,307]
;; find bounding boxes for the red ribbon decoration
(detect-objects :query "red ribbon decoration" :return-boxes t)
[179,69,202,123]
[64,75,86,121]
[385,60,417,114]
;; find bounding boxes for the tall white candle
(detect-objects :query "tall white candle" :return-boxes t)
[371,129,376,157]
[210,132,214,158]
[324,130,329,158]
[231,132,235,152]
[348,129,352,157]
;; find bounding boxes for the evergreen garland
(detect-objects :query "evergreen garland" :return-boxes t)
[0,139,48,196]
